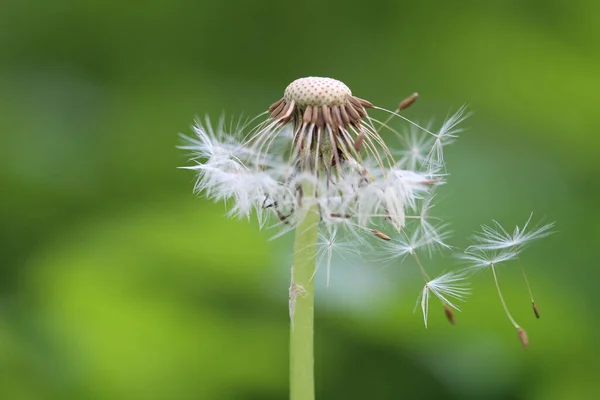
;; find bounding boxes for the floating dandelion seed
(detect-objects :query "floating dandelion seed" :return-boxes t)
[416,271,470,328]
[467,214,555,319]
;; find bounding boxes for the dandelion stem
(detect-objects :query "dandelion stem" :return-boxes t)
[490,264,520,329]
[290,189,320,400]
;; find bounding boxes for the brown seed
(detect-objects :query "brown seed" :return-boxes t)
[354,133,365,151]
[268,98,284,112]
[532,302,540,319]
[517,328,529,350]
[316,108,325,128]
[311,105,319,125]
[276,210,290,224]
[370,229,391,241]
[280,99,295,120]
[345,103,361,120]
[356,97,374,109]
[330,213,352,219]
[347,95,363,108]
[303,105,313,124]
[354,103,367,118]
[339,104,351,125]
[398,92,419,111]
[269,99,286,119]
[444,305,456,325]
[322,104,333,127]
[331,106,342,127]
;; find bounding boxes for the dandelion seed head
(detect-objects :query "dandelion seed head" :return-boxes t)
[182,77,467,280]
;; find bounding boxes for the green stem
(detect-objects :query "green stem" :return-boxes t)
[290,197,320,400]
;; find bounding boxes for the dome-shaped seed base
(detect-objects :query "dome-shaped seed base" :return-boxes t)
[284,77,352,107]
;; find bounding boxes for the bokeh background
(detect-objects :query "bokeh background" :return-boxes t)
[1,0,599,398]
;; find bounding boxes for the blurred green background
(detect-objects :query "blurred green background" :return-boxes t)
[1,0,599,399]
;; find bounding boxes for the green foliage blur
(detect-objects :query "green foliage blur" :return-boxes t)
[1,0,599,398]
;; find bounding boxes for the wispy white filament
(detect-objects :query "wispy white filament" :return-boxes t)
[466,213,555,252]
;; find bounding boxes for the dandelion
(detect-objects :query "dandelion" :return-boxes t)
[467,214,555,318]
[181,76,468,399]
[182,77,454,233]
